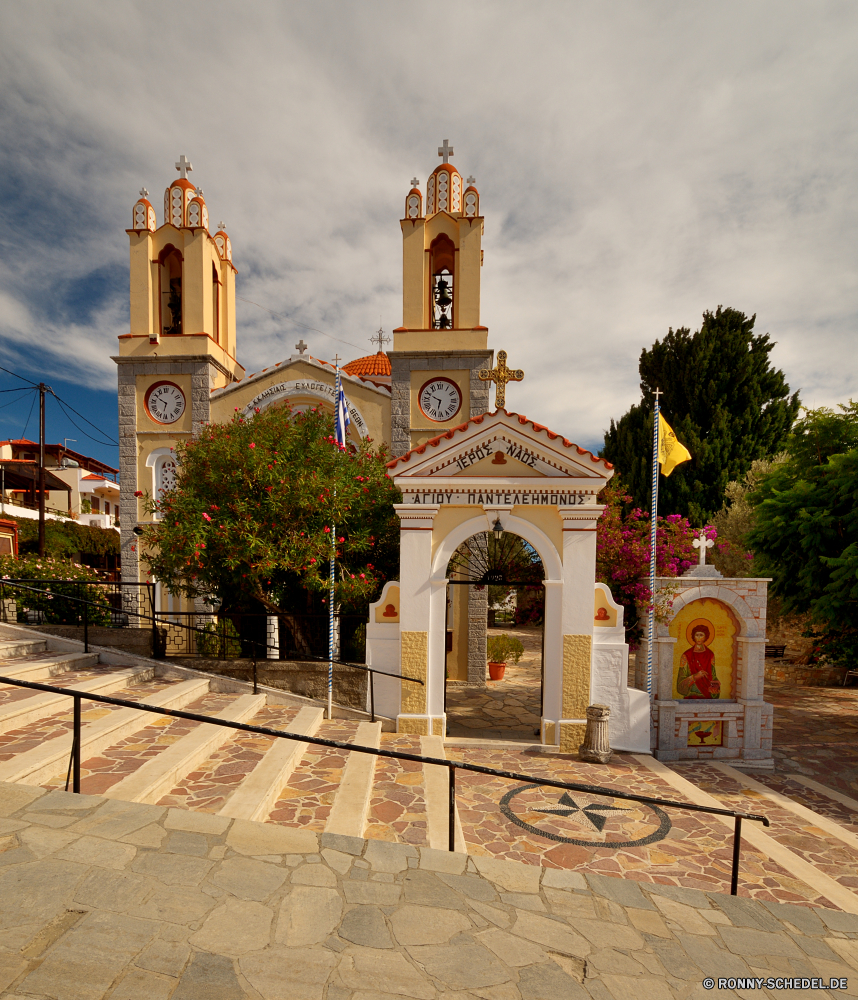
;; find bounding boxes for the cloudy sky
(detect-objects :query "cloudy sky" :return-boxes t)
[0,1,855,466]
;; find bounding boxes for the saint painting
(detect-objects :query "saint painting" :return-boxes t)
[676,621,721,699]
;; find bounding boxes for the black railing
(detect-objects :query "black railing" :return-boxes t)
[0,671,768,894]
[0,580,420,722]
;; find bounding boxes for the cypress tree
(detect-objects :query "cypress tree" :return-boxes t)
[602,307,799,524]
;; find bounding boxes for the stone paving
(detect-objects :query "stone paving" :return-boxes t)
[1,781,857,1000]
[365,735,429,846]
[446,627,542,741]
[447,745,840,907]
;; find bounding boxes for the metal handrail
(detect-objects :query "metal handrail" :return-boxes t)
[0,580,423,722]
[0,673,768,894]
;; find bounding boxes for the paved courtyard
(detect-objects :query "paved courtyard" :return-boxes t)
[1,782,857,1000]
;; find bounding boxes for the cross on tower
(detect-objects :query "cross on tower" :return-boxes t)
[692,528,715,567]
[466,175,476,186]
[175,155,193,179]
[369,326,391,352]
[217,221,226,231]
[437,139,454,164]
[295,339,308,355]
[477,350,525,410]
[410,177,420,188]
[194,186,204,197]
[139,187,149,199]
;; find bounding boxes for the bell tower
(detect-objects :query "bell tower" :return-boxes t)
[390,141,493,456]
[116,155,245,587]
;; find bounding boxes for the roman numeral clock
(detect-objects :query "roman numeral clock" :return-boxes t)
[145,381,186,424]
[418,378,462,423]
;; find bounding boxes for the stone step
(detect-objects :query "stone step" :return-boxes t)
[0,667,152,735]
[421,734,466,852]
[102,693,266,805]
[325,720,382,838]
[218,705,324,822]
[0,678,210,785]
[0,638,48,659]
[0,651,100,684]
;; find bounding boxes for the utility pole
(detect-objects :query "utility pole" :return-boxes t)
[38,383,48,557]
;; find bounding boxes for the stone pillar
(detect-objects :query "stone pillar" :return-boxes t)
[579,704,613,764]
[467,535,488,686]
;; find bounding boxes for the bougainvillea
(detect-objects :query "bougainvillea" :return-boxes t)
[139,405,401,618]
[596,477,708,645]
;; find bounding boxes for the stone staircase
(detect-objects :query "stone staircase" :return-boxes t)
[0,630,456,852]
[2,626,858,912]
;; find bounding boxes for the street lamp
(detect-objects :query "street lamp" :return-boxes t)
[492,517,504,541]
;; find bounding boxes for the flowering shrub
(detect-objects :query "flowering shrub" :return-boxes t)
[0,554,111,625]
[596,478,705,646]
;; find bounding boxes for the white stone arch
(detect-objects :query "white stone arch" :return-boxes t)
[242,381,368,439]
[430,512,563,583]
[663,585,762,639]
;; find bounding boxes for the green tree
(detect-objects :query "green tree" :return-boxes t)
[139,405,401,629]
[748,403,858,663]
[602,307,799,524]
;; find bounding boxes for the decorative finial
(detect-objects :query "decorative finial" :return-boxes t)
[217,221,226,231]
[477,350,524,410]
[139,187,149,199]
[369,326,391,352]
[410,177,420,188]
[175,154,193,179]
[437,139,454,164]
[295,339,308,355]
[194,186,204,197]
[466,175,476,186]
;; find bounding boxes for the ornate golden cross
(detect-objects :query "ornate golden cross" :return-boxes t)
[478,350,524,410]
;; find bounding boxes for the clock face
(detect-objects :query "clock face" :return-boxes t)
[146,382,186,424]
[419,378,462,422]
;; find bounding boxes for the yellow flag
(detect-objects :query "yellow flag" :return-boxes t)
[658,415,692,477]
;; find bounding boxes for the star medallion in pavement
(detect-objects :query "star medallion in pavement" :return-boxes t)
[534,791,632,832]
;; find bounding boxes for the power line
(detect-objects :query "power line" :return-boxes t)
[0,365,38,387]
[0,388,35,412]
[50,392,118,449]
[19,390,37,441]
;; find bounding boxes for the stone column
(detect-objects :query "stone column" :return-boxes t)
[579,704,613,764]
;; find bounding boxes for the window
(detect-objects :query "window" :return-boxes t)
[91,497,100,513]
[212,263,220,344]
[429,234,455,329]
[159,246,183,336]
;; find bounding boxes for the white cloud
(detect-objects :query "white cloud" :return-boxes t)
[0,0,855,451]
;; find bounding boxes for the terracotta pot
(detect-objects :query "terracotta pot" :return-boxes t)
[488,661,506,681]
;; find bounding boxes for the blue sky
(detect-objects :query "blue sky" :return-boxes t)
[1,0,856,465]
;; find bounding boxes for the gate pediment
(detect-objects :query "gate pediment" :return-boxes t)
[388,409,614,503]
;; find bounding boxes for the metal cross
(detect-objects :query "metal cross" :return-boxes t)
[175,154,193,179]
[194,186,204,197]
[410,177,420,187]
[217,221,226,231]
[478,350,524,410]
[369,326,390,351]
[139,187,149,198]
[466,175,476,186]
[437,139,454,163]
[295,339,308,355]
[692,528,715,567]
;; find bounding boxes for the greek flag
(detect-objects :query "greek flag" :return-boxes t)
[335,372,350,447]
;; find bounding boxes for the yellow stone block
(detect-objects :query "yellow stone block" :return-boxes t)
[562,634,592,720]
[400,631,428,715]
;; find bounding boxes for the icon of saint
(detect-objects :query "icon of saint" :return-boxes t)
[594,608,609,621]
[677,625,721,699]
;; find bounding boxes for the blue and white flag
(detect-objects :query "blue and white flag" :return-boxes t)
[335,371,351,447]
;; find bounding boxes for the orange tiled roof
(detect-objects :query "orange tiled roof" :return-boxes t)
[386,410,614,471]
[342,352,391,378]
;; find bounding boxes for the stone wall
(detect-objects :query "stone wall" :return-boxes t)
[765,661,851,687]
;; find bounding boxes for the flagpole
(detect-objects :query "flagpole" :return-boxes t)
[328,358,341,721]
[646,388,662,702]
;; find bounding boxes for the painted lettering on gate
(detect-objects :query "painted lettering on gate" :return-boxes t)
[406,491,590,506]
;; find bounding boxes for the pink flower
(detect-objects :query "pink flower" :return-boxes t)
[249,443,256,449]
[134,490,143,497]
[202,513,212,522]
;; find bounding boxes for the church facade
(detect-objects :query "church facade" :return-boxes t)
[116,146,493,619]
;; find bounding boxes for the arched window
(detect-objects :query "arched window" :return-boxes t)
[158,246,183,336]
[212,263,220,344]
[146,449,179,521]
[430,234,455,329]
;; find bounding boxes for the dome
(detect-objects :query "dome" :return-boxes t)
[342,352,391,383]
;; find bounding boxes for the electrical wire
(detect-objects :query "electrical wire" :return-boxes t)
[19,390,37,441]
[0,388,34,412]
[49,393,118,449]
[0,365,38,387]
[236,295,366,355]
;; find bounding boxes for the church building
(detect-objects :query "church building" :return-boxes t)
[116,143,492,610]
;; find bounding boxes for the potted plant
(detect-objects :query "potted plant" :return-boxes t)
[486,633,524,681]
